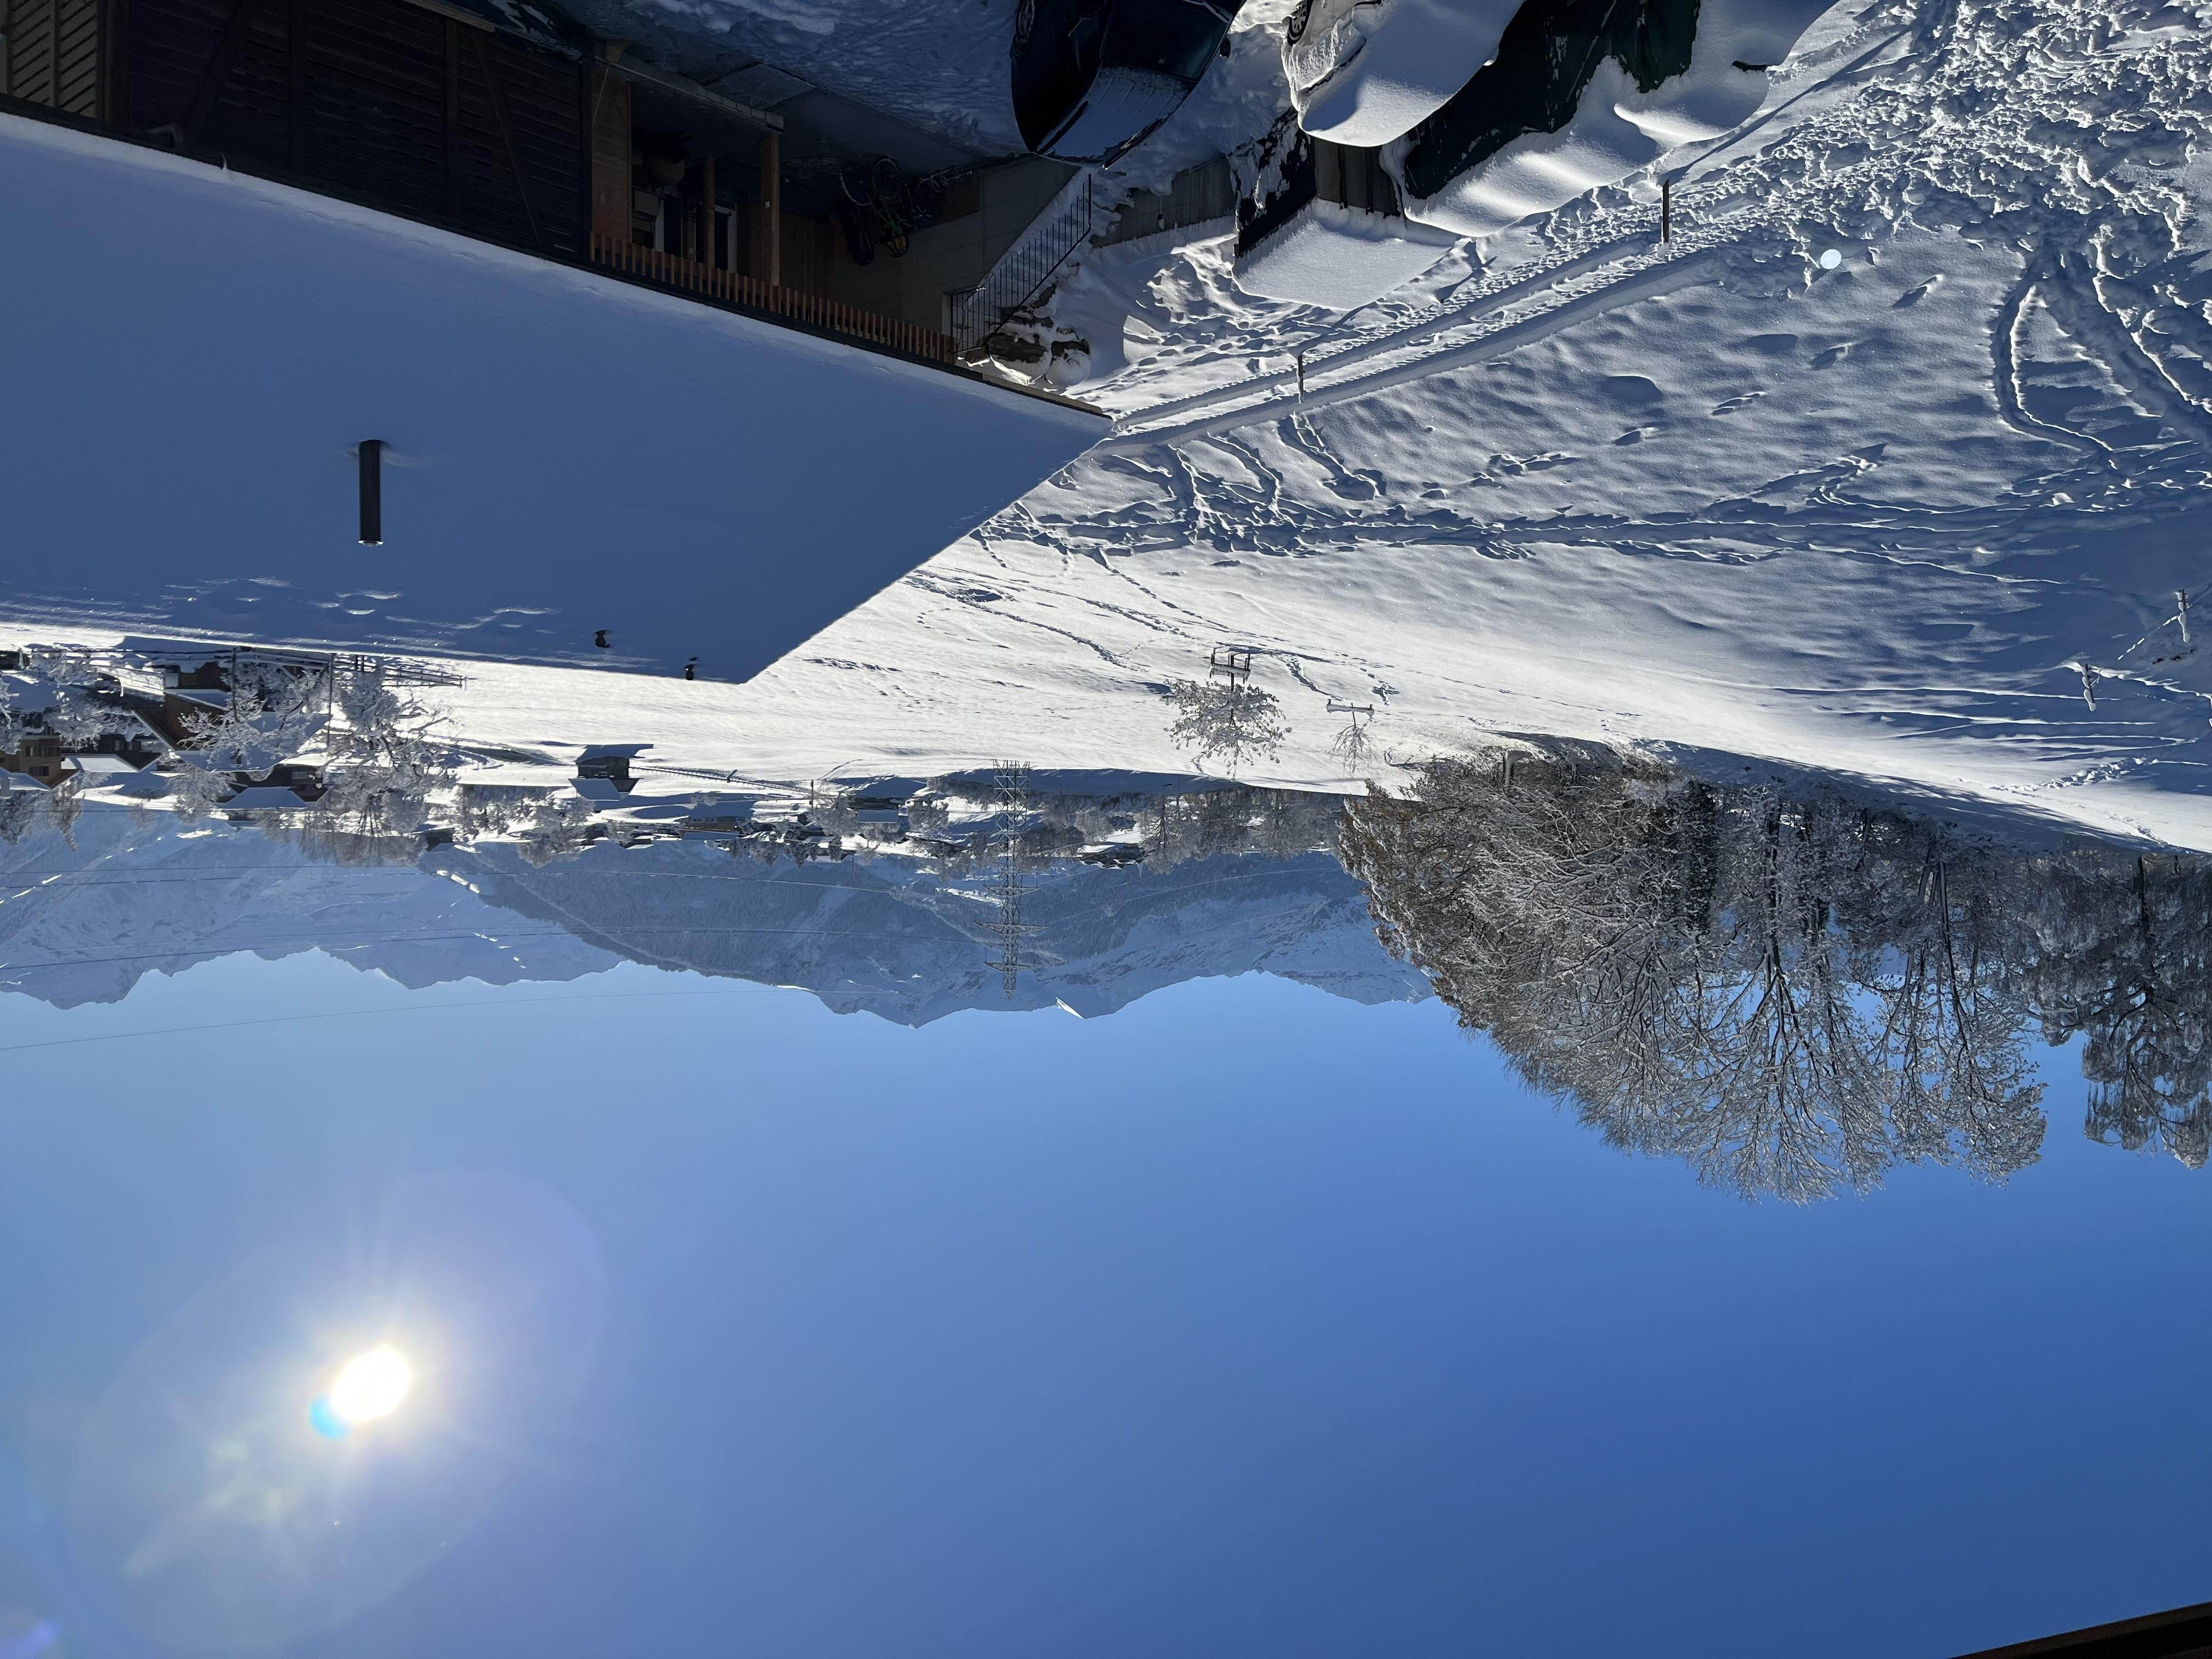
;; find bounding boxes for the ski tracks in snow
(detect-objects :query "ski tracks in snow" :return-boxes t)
[736,0,2212,836]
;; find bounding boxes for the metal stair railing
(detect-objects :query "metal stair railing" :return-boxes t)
[949,172,1094,355]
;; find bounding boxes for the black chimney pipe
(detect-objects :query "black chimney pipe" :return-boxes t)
[359,440,385,545]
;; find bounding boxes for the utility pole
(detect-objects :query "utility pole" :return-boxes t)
[983,761,1037,998]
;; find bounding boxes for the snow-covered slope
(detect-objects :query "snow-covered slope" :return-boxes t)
[706,0,2212,851]
[9,0,2212,855]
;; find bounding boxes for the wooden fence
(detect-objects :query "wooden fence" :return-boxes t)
[590,235,956,364]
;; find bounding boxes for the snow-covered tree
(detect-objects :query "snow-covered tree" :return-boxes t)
[1166,679,1288,776]
[164,757,236,821]
[311,668,456,838]
[0,790,44,845]
[1341,750,2051,1201]
[179,669,329,779]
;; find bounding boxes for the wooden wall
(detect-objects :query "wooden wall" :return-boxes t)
[735,206,834,298]
[586,65,628,246]
[4,0,105,117]
[116,0,588,257]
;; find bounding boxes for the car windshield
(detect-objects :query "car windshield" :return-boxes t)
[1013,0,1110,148]
[1102,0,1227,84]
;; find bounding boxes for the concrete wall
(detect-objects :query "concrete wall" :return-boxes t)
[833,156,1076,332]
[1093,156,1235,249]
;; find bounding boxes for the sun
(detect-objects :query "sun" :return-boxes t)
[327,1347,413,1424]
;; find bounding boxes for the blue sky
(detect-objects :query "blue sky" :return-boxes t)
[0,953,2207,1659]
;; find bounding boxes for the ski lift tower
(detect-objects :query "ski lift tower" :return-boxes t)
[983,761,1039,998]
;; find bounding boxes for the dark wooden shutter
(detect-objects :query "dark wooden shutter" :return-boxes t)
[5,0,104,116]
[297,0,444,211]
[120,0,582,255]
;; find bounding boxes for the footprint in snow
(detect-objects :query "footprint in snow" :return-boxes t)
[1491,452,1578,475]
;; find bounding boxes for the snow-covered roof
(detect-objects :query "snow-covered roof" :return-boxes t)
[607,800,691,822]
[65,754,145,777]
[100,769,174,799]
[1,672,60,712]
[1235,198,1454,312]
[8,117,1103,687]
[223,786,314,811]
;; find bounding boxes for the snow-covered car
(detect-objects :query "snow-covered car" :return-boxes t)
[1390,0,1835,239]
[1013,0,1245,164]
[1282,0,1519,149]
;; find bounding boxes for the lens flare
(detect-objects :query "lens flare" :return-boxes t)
[328,1347,412,1424]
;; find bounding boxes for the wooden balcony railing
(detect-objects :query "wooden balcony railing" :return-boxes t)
[590,235,956,365]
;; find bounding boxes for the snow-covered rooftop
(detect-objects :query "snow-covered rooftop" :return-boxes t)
[2,115,1103,685]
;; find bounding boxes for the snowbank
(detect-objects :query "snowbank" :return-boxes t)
[1234,198,1457,311]
[1284,0,1518,148]
[1398,0,1836,239]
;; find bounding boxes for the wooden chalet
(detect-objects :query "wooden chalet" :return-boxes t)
[0,0,1079,367]
[0,719,165,786]
[0,665,169,787]
[3,10,1107,685]
[0,730,66,785]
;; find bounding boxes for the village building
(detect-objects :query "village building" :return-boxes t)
[573,744,647,795]
[0,667,170,787]
[5,0,1107,684]
[1,0,1081,357]
[0,731,65,786]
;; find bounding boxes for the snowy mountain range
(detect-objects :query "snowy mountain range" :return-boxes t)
[0,811,1425,1020]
